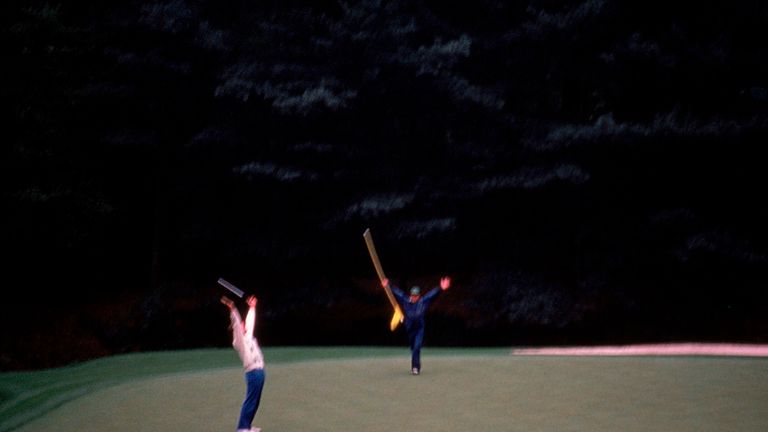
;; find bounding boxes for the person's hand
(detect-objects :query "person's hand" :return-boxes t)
[246,295,258,308]
[440,276,451,290]
[381,278,389,288]
[220,296,235,310]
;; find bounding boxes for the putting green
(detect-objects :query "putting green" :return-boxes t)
[14,355,768,432]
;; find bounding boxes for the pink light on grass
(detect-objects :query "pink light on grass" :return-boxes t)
[512,343,768,357]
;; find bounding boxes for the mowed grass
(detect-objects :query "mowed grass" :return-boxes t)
[0,347,488,432]
[3,348,768,432]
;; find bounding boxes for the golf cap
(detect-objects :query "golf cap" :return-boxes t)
[410,286,421,296]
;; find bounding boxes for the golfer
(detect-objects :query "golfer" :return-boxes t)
[221,294,265,432]
[382,276,451,375]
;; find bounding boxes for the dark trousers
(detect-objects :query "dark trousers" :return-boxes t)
[238,368,265,430]
[407,324,425,370]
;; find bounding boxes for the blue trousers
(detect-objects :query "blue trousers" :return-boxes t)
[237,368,265,430]
[407,324,425,370]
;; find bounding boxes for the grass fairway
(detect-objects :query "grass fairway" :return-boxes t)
[3,348,768,431]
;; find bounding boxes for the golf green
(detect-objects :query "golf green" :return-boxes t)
[13,354,768,432]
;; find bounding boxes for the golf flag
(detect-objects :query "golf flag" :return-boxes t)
[363,228,404,331]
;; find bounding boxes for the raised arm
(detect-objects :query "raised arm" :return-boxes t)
[222,295,244,345]
[383,278,407,303]
[244,295,258,337]
[422,276,451,305]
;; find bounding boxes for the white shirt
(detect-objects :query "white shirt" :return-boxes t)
[230,307,265,371]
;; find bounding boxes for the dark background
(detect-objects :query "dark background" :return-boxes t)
[3,0,768,370]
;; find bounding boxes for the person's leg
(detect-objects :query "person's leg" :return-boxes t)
[237,368,266,430]
[412,326,424,372]
[406,328,417,371]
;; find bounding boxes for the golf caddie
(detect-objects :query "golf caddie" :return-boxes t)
[381,276,451,375]
[221,294,265,432]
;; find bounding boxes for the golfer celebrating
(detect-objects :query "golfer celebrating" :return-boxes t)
[381,276,451,375]
[221,294,265,432]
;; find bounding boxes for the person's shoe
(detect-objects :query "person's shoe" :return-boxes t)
[250,428,261,432]
[411,368,420,375]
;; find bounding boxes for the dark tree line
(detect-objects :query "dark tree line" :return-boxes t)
[3,0,768,369]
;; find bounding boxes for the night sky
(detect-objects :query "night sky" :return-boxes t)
[3,0,768,370]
